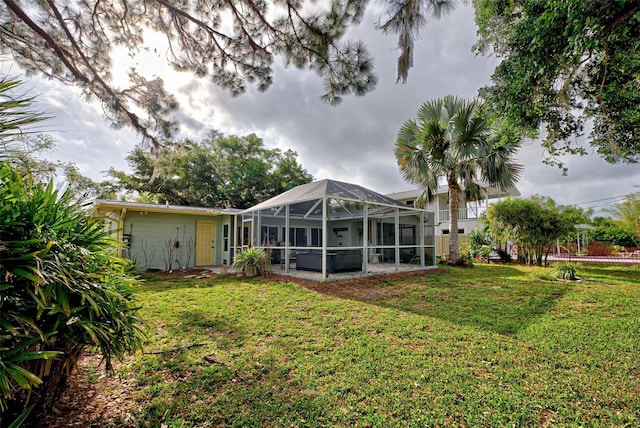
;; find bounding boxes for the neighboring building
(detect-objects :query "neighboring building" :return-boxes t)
[92,200,241,271]
[387,184,521,257]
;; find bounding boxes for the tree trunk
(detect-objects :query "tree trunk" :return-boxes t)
[448,176,461,262]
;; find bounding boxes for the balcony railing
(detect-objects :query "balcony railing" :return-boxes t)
[438,206,487,222]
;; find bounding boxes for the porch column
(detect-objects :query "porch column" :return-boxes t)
[395,207,400,271]
[285,204,290,274]
[322,197,328,281]
[420,210,425,267]
[256,210,262,247]
[231,214,237,263]
[251,211,256,246]
[363,203,368,274]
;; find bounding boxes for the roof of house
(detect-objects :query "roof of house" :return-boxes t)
[386,184,521,201]
[243,179,407,213]
[93,199,242,216]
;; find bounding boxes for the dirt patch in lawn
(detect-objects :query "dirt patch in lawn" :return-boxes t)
[268,268,450,301]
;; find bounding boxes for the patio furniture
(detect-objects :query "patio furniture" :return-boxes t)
[296,249,362,273]
[280,251,296,269]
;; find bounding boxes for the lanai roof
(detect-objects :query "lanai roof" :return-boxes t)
[243,179,407,213]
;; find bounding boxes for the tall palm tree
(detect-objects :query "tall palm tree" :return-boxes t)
[395,95,523,262]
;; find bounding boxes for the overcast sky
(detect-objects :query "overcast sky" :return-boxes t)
[10,3,640,214]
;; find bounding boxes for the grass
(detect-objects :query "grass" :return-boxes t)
[96,264,639,427]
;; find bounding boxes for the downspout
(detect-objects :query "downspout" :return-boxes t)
[285,204,290,274]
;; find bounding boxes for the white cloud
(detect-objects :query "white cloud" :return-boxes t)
[6,3,639,211]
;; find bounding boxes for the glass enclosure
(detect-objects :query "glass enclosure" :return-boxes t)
[239,180,436,280]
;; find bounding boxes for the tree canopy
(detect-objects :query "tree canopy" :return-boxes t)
[395,95,522,262]
[108,130,313,209]
[474,0,640,167]
[607,190,640,240]
[486,196,591,265]
[0,0,455,149]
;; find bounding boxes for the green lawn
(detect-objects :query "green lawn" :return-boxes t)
[97,264,639,427]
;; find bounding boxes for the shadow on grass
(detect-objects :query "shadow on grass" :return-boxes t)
[306,265,573,336]
[140,273,249,293]
[131,342,331,427]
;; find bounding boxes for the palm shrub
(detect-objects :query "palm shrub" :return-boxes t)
[233,247,270,277]
[395,95,523,262]
[0,163,145,424]
[554,262,578,280]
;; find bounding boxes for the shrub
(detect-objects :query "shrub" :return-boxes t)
[495,249,512,263]
[0,164,145,424]
[444,253,474,268]
[554,263,578,280]
[466,228,492,259]
[610,244,627,256]
[233,247,270,276]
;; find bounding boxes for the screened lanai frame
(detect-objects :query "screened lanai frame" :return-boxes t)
[238,180,436,281]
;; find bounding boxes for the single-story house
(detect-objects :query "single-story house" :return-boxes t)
[92,179,437,280]
[92,200,241,271]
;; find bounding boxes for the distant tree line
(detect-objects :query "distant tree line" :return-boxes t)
[105,130,313,210]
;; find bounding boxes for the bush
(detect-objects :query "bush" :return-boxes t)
[495,249,512,263]
[441,253,474,268]
[0,164,145,424]
[233,247,270,276]
[466,228,492,258]
[554,263,578,280]
[610,244,627,256]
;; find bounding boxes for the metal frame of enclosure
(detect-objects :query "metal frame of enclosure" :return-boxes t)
[238,180,436,281]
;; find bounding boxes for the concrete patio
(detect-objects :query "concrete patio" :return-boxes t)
[268,261,437,282]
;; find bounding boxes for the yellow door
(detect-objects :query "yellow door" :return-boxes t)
[195,220,216,266]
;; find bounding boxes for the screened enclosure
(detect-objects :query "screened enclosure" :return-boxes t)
[238,180,435,280]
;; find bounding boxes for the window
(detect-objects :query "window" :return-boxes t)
[223,224,229,252]
[311,228,321,247]
[400,225,416,245]
[405,200,415,207]
[261,225,279,245]
[237,226,249,246]
[283,227,308,246]
[442,229,464,235]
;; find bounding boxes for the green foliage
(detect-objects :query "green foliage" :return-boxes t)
[0,163,145,421]
[610,244,627,256]
[553,262,578,280]
[232,248,271,277]
[607,191,640,241]
[0,77,47,144]
[486,197,563,265]
[466,228,493,260]
[487,196,594,265]
[395,95,523,261]
[592,216,638,247]
[474,0,640,167]
[0,1,457,147]
[109,130,313,209]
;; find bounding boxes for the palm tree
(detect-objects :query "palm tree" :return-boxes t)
[395,95,523,262]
